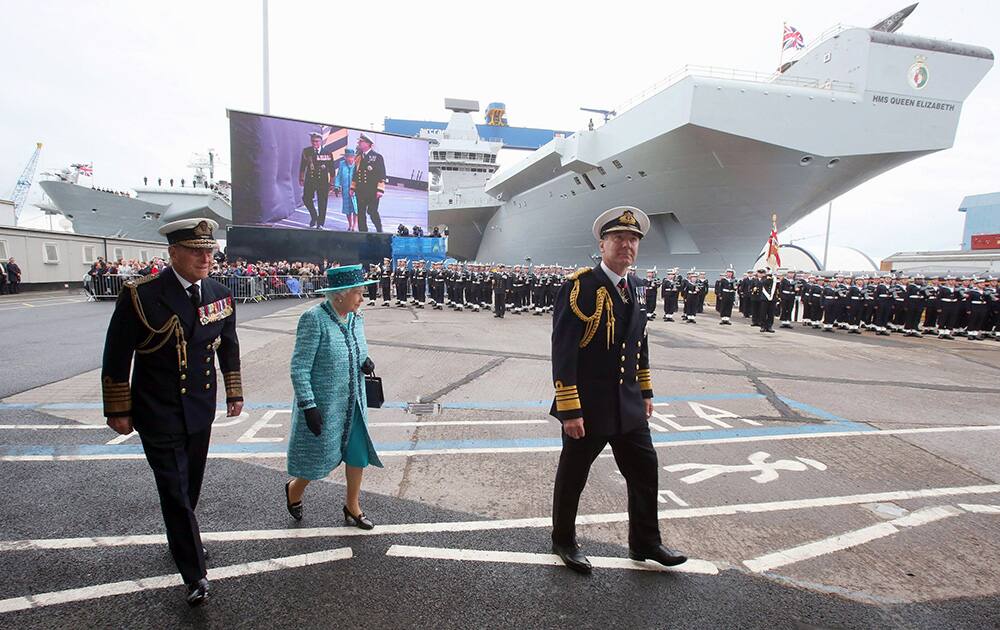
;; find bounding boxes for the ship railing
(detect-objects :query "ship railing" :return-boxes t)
[616,63,854,117]
[85,274,329,302]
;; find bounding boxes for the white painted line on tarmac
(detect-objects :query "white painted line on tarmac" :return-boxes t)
[0,425,105,430]
[958,503,1000,514]
[385,544,719,575]
[743,506,962,573]
[4,424,1000,462]
[2,484,998,553]
[368,420,549,427]
[0,546,353,614]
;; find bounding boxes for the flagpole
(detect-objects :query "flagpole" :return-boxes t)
[778,22,786,72]
[822,201,833,271]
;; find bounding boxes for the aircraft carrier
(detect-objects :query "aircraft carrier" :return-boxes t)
[393,11,993,274]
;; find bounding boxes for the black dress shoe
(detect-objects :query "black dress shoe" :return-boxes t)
[186,578,210,607]
[552,542,592,574]
[629,545,687,567]
[343,505,374,530]
[285,481,303,521]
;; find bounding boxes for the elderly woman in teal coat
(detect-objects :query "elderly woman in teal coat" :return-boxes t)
[333,150,358,232]
[285,265,382,529]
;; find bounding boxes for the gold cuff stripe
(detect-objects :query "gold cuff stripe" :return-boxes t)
[555,398,582,412]
[104,399,131,414]
[555,394,579,401]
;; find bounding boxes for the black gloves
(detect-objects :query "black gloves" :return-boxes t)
[361,357,375,375]
[304,407,324,436]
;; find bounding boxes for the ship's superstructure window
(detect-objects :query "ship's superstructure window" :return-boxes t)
[612,160,623,169]
[573,176,582,185]
[42,242,60,264]
[597,166,607,175]
[81,245,95,264]
[638,171,647,177]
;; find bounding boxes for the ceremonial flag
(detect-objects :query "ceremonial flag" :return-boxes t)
[76,163,93,176]
[766,214,781,269]
[782,24,805,51]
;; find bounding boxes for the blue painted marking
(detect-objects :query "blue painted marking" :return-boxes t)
[1,392,875,458]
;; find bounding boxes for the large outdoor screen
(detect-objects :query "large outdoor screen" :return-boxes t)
[229,110,428,233]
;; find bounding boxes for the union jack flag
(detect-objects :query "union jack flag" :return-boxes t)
[782,24,805,51]
[75,163,93,176]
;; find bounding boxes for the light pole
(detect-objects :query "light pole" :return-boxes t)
[262,0,271,114]
[821,201,833,271]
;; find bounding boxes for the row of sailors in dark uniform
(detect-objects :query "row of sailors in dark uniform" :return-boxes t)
[732,269,1000,340]
[638,269,712,323]
[362,259,576,318]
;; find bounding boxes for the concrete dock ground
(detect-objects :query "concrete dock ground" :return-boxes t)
[1,292,999,628]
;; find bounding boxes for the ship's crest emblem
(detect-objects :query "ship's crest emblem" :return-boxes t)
[908,58,928,90]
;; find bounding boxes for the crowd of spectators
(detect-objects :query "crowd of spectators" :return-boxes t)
[84,255,331,300]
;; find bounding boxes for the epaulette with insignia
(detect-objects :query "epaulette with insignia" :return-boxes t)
[567,267,592,280]
[124,273,157,289]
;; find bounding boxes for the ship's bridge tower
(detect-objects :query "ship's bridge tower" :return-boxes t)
[422,99,502,195]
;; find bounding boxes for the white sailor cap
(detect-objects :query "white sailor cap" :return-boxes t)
[592,206,650,240]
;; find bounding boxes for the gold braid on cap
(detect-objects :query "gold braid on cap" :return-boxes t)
[569,278,615,350]
[126,281,188,370]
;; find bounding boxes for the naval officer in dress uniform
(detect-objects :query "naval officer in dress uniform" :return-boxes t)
[351,133,387,233]
[298,132,335,228]
[102,218,243,606]
[550,206,687,574]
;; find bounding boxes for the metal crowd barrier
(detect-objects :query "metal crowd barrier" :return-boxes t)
[87,274,328,303]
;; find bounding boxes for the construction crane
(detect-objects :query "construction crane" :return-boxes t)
[7,142,43,222]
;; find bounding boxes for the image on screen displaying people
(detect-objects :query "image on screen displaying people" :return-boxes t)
[228,111,429,234]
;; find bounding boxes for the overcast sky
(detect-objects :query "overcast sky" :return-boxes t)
[1,0,997,261]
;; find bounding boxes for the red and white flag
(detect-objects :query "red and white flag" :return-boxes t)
[766,214,781,269]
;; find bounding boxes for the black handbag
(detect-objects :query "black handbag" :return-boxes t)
[365,370,384,408]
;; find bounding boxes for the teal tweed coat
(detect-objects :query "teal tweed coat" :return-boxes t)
[287,301,382,480]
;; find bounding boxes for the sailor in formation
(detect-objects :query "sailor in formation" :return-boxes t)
[358,260,998,342]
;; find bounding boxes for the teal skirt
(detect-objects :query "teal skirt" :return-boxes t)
[343,406,371,468]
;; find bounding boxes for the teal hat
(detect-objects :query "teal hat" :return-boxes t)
[315,264,377,294]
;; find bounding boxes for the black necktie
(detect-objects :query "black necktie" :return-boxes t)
[187,284,201,310]
[617,278,629,303]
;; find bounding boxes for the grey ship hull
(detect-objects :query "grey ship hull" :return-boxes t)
[39,181,231,242]
[437,28,993,274]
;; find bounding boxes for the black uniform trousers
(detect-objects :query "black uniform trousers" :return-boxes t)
[718,295,734,318]
[757,299,775,331]
[779,295,795,322]
[139,428,212,585]
[552,426,661,551]
[875,300,892,329]
[302,177,328,226]
[356,192,383,232]
[904,302,924,331]
[380,278,391,302]
[367,281,379,302]
[493,290,506,317]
